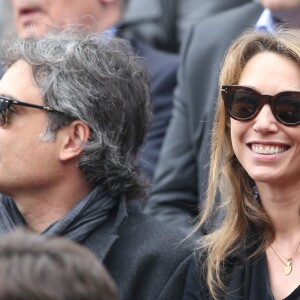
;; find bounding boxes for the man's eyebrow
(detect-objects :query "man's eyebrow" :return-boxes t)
[0,94,20,102]
[0,94,14,99]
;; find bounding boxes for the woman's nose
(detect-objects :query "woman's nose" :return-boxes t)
[252,104,279,134]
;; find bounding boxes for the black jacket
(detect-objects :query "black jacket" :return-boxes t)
[183,251,300,300]
[83,199,192,300]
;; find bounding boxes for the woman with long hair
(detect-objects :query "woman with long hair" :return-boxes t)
[184,28,300,300]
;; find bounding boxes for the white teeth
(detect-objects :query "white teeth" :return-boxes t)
[251,145,286,154]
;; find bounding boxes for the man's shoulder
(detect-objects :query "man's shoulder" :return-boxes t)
[130,38,179,68]
[128,38,179,97]
[118,210,191,257]
[104,211,192,300]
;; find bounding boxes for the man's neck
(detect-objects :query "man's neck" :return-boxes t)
[257,182,300,237]
[11,180,93,233]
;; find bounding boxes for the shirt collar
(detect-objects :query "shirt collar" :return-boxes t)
[255,9,275,33]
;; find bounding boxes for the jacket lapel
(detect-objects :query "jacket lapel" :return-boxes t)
[82,197,128,261]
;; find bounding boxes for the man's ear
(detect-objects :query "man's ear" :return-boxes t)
[59,121,90,162]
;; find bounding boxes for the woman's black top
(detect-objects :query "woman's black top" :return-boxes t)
[184,253,300,300]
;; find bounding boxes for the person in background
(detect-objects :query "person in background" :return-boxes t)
[0,29,191,300]
[145,0,300,236]
[0,230,118,300]
[183,27,300,300]
[120,0,251,53]
[0,0,14,78]
[0,0,14,36]
[10,0,178,181]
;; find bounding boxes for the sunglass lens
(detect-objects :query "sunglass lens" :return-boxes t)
[0,100,7,127]
[228,89,258,120]
[276,95,300,125]
[0,111,5,127]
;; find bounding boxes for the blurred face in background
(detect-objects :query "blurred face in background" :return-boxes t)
[259,0,300,9]
[259,0,300,26]
[11,0,103,37]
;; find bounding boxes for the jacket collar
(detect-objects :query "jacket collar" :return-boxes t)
[82,196,128,261]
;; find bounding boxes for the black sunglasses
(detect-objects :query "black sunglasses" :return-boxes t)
[221,85,300,126]
[0,96,64,127]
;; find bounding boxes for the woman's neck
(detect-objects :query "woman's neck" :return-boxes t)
[256,181,300,240]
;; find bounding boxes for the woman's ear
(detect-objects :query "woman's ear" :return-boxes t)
[59,121,90,162]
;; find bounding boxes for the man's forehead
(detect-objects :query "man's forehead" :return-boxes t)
[0,60,42,102]
[3,60,33,83]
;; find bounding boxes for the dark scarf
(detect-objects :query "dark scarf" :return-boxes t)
[0,185,116,243]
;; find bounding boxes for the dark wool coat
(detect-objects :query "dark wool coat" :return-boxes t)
[83,199,192,300]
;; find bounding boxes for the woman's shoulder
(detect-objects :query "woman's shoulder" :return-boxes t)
[183,248,252,300]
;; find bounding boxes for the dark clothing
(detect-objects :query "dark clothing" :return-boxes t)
[0,188,192,300]
[184,254,300,300]
[121,0,252,53]
[83,196,192,300]
[144,2,264,235]
[132,39,178,180]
